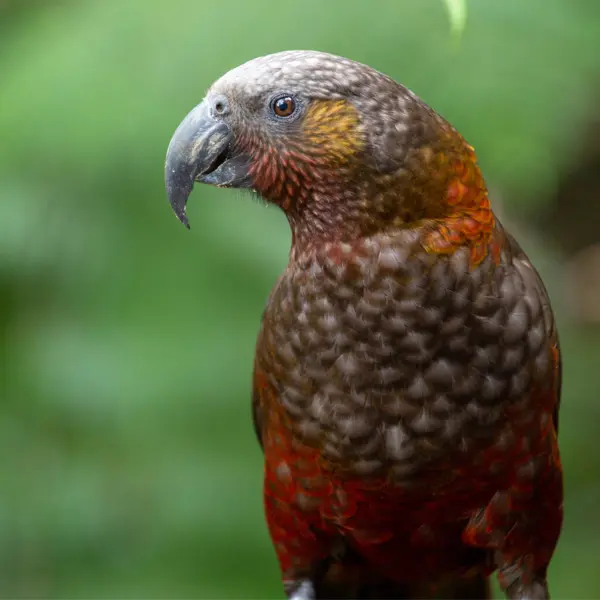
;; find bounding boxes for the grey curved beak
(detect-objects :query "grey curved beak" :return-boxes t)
[165,101,252,228]
[165,101,231,228]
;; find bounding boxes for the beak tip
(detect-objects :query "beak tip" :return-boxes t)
[174,208,190,229]
[165,178,192,230]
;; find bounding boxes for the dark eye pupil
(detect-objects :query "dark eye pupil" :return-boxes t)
[274,96,295,117]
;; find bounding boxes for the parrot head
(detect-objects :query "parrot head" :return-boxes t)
[165,50,484,245]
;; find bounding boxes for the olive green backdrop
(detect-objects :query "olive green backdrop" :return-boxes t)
[1,0,600,597]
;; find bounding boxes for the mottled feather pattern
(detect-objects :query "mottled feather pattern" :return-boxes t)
[423,147,498,266]
[254,222,562,585]
[302,99,363,163]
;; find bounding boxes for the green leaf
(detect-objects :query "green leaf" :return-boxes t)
[443,0,467,38]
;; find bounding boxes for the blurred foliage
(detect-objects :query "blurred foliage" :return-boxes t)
[443,0,467,38]
[1,0,600,597]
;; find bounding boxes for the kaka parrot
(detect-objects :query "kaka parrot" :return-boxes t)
[165,51,563,600]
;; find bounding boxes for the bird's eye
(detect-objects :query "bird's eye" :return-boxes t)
[272,95,296,118]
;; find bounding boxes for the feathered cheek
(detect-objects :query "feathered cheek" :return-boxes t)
[301,99,364,167]
[246,142,307,203]
[246,99,364,204]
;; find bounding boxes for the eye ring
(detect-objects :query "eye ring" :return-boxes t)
[271,95,297,119]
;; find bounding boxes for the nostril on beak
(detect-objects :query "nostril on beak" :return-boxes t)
[212,95,229,117]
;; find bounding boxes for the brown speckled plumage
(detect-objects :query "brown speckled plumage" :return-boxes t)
[166,50,563,600]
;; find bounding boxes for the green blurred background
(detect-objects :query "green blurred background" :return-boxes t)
[2,0,600,597]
